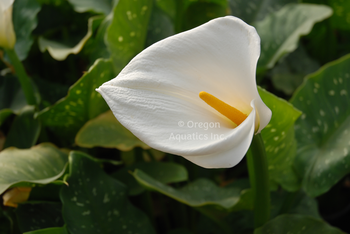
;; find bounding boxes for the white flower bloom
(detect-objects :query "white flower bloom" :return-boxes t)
[0,0,16,49]
[97,16,271,168]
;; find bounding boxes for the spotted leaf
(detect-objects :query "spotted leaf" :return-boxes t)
[328,0,350,30]
[60,151,156,234]
[106,0,153,70]
[16,202,64,233]
[291,53,350,197]
[259,87,301,191]
[37,59,115,142]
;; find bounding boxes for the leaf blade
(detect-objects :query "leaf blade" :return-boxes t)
[291,53,350,197]
[75,110,148,150]
[259,87,301,191]
[60,151,156,234]
[0,143,68,194]
[256,3,333,72]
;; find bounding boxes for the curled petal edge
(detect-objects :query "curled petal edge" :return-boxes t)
[181,100,259,168]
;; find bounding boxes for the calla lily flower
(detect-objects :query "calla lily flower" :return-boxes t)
[97,16,271,168]
[0,0,16,49]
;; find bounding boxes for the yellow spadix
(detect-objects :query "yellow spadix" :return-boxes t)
[199,91,247,126]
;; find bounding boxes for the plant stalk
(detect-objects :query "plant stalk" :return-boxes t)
[5,48,37,106]
[246,133,270,228]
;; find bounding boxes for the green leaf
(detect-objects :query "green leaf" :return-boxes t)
[223,211,254,234]
[106,0,153,70]
[0,74,26,127]
[4,106,41,149]
[37,59,115,141]
[270,190,320,219]
[259,87,301,191]
[34,1,88,35]
[12,0,41,61]
[133,170,253,215]
[288,194,320,218]
[0,205,13,234]
[133,170,253,233]
[290,54,350,197]
[28,184,62,202]
[229,0,297,24]
[145,4,174,47]
[254,214,344,234]
[38,16,103,61]
[0,74,26,113]
[255,3,333,72]
[75,110,148,150]
[112,161,188,195]
[24,226,69,234]
[16,202,64,233]
[271,46,320,95]
[182,0,228,31]
[32,77,69,107]
[156,0,176,21]
[67,0,113,15]
[60,151,156,234]
[328,0,350,30]
[0,206,20,234]
[83,14,112,64]
[301,17,338,66]
[0,143,68,194]
[0,109,13,127]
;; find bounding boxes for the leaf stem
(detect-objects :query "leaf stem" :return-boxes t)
[246,133,270,228]
[5,48,37,106]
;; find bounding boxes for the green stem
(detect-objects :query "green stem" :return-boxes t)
[5,48,37,106]
[246,133,270,228]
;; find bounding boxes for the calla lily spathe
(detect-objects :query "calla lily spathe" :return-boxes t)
[97,16,271,168]
[0,0,15,49]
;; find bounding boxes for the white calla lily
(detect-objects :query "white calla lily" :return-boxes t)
[97,16,271,169]
[0,0,15,49]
